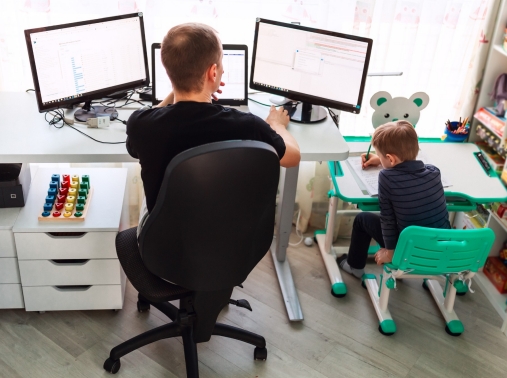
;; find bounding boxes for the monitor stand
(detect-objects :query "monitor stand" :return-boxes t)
[74,101,118,122]
[284,102,327,124]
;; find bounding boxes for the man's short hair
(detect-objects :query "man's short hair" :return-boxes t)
[372,120,419,161]
[161,23,221,94]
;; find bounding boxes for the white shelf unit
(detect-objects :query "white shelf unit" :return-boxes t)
[470,0,507,148]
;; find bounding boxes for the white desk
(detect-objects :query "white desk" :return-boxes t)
[0,91,350,321]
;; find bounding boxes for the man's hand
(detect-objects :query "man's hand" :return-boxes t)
[361,153,381,169]
[374,248,394,265]
[265,105,289,129]
[212,81,225,101]
[155,92,175,108]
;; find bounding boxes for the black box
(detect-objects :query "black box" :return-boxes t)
[0,164,30,208]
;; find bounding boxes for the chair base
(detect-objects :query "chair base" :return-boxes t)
[104,294,267,377]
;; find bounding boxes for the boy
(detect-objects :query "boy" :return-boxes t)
[337,120,450,278]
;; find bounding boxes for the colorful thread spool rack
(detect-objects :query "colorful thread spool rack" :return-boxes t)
[38,174,93,222]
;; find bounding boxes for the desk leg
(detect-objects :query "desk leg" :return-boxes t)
[271,166,304,321]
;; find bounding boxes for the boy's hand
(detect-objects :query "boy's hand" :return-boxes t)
[361,153,381,169]
[374,248,394,265]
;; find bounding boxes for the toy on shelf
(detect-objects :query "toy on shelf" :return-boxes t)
[38,174,93,222]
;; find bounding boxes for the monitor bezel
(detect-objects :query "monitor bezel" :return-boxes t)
[152,43,248,106]
[250,18,373,114]
[25,13,150,113]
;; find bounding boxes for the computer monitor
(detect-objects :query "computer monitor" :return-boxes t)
[250,18,373,123]
[152,43,248,106]
[25,13,149,121]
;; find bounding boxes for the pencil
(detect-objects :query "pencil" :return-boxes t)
[365,144,372,161]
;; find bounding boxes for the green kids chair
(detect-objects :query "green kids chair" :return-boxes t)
[362,226,495,337]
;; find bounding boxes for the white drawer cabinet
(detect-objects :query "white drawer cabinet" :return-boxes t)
[0,284,24,308]
[22,285,124,311]
[13,168,129,312]
[0,258,21,283]
[18,259,121,286]
[0,207,23,308]
[0,230,17,258]
[15,232,118,260]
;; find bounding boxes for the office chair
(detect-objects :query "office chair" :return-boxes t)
[362,226,494,336]
[103,141,280,377]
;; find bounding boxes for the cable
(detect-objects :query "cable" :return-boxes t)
[248,97,272,107]
[327,107,340,128]
[44,108,126,144]
[289,209,305,246]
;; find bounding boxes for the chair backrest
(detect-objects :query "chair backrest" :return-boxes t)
[391,226,495,274]
[138,140,280,292]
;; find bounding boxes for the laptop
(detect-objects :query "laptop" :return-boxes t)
[151,43,248,107]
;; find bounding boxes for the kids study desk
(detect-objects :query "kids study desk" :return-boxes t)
[0,91,350,322]
[315,141,507,299]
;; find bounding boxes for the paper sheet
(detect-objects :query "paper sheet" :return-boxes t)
[346,151,452,197]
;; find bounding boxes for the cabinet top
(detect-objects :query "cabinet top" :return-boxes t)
[13,168,128,233]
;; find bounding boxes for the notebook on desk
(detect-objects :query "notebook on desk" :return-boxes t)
[151,43,248,107]
[346,149,452,196]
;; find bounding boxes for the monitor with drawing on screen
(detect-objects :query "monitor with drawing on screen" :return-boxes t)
[250,18,373,123]
[152,43,248,106]
[24,13,150,122]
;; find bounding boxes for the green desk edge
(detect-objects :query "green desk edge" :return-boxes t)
[329,139,507,212]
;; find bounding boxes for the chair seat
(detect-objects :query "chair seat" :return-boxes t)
[383,263,464,276]
[116,227,191,303]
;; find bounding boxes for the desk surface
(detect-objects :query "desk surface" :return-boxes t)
[334,142,507,204]
[0,92,349,163]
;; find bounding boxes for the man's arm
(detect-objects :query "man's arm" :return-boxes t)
[265,106,301,168]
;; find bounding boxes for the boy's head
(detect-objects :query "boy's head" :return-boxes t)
[371,120,418,167]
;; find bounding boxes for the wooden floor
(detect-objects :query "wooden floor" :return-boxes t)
[2,232,507,378]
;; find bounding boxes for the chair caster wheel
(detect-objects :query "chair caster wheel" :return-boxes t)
[137,300,150,313]
[456,291,467,297]
[422,281,429,291]
[313,236,317,243]
[445,325,462,337]
[361,281,366,289]
[254,347,267,361]
[103,358,121,374]
[378,325,394,336]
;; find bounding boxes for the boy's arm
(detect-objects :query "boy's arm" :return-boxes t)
[378,172,398,250]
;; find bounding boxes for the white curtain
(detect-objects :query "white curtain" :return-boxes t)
[0,0,496,230]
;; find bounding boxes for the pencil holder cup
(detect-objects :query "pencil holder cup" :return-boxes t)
[444,121,469,142]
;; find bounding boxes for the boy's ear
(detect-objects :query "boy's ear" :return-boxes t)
[370,91,392,109]
[409,92,430,110]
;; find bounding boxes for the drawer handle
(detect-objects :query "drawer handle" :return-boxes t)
[50,259,90,265]
[46,232,87,238]
[53,285,92,291]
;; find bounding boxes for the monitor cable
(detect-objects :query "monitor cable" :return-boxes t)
[327,107,340,129]
[44,109,126,144]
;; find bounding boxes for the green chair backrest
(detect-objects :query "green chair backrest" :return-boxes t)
[389,226,495,274]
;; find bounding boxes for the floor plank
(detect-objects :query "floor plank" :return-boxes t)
[1,228,507,377]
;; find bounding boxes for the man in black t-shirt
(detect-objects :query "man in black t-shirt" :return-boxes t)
[127,23,301,213]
